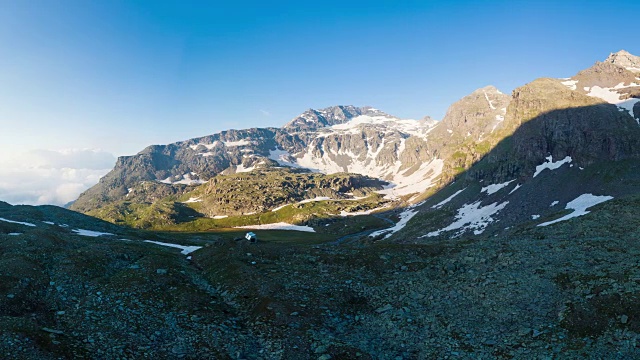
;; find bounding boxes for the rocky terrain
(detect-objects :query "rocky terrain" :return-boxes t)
[4,193,640,359]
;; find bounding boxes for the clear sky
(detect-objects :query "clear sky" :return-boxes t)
[0,0,639,205]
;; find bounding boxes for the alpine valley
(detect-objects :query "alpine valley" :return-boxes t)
[3,51,640,359]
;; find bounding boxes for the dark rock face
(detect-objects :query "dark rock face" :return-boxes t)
[425,85,512,183]
[471,78,640,183]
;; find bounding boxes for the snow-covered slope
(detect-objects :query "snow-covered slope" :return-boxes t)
[270,114,441,199]
[73,106,448,212]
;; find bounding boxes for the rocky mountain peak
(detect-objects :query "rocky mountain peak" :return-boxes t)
[282,105,393,132]
[572,60,638,89]
[438,85,510,134]
[605,49,640,72]
[475,85,502,94]
[419,115,437,126]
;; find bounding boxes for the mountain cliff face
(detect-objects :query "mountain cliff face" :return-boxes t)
[71,106,444,214]
[378,51,640,241]
[72,50,640,240]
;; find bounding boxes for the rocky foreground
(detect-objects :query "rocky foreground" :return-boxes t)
[2,195,640,359]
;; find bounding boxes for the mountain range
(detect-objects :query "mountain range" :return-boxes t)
[2,50,640,359]
[71,50,640,240]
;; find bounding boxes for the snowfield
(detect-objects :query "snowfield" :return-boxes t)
[533,156,572,177]
[537,194,613,227]
[298,197,332,204]
[72,229,114,237]
[432,189,466,209]
[269,118,443,201]
[481,180,515,195]
[189,141,220,151]
[223,140,251,147]
[368,207,418,239]
[159,173,206,185]
[560,79,578,90]
[339,204,391,217]
[586,85,640,122]
[234,222,316,233]
[143,240,202,255]
[423,201,509,237]
[0,217,36,227]
[268,148,304,169]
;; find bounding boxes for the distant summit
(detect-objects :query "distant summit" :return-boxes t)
[605,49,640,72]
[282,105,391,132]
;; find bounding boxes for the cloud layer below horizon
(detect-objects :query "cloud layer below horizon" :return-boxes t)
[0,149,115,206]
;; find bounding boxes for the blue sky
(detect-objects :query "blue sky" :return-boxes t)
[0,0,639,204]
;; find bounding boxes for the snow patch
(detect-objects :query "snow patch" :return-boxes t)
[234,222,315,233]
[550,201,559,207]
[339,204,391,216]
[235,164,256,173]
[378,159,444,199]
[298,197,332,204]
[531,214,540,220]
[42,221,55,225]
[223,140,251,147]
[483,91,496,109]
[271,204,290,212]
[198,152,216,157]
[533,156,572,177]
[423,201,509,237]
[8,233,21,236]
[327,115,433,138]
[268,148,303,168]
[183,197,202,203]
[587,86,640,121]
[144,240,202,255]
[509,184,522,194]
[481,180,515,195]
[560,79,578,90]
[613,82,640,89]
[432,189,466,209]
[72,229,113,237]
[538,194,613,227]
[159,173,206,185]
[189,141,220,151]
[368,208,418,239]
[0,217,36,227]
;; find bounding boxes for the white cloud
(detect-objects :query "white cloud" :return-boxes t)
[2,148,115,170]
[260,109,271,117]
[0,149,115,206]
